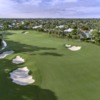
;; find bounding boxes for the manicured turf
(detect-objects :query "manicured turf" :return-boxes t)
[0,30,100,100]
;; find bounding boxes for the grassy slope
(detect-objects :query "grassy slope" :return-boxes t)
[0,30,100,100]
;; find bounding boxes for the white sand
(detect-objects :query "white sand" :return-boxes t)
[0,40,7,50]
[12,56,25,64]
[0,50,14,59]
[65,44,71,48]
[68,46,81,51]
[65,44,81,51]
[10,67,35,86]
[24,32,29,34]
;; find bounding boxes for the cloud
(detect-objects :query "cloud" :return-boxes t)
[0,0,99,18]
[62,0,78,3]
[14,0,42,6]
[47,0,78,6]
[0,0,17,16]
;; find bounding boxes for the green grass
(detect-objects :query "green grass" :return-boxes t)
[0,30,100,100]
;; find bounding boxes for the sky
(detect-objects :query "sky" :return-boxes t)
[0,0,100,18]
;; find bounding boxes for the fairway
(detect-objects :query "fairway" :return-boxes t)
[0,30,100,100]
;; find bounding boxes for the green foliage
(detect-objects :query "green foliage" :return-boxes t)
[81,25,89,30]
[0,39,2,46]
[1,19,100,45]
[92,29,100,44]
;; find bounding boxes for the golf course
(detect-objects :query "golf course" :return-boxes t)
[0,30,100,100]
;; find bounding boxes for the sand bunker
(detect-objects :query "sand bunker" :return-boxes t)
[22,31,29,34]
[24,32,29,34]
[68,46,81,51]
[0,40,7,50]
[0,50,14,59]
[10,67,35,86]
[65,44,81,51]
[65,44,71,48]
[12,56,25,64]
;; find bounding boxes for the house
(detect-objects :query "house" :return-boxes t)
[0,25,4,29]
[32,25,42,29]
[21,21,24,25]
[79,29,93,40]
[12,22,16,26]
[64,28,73,33]
[56,25,64,28]
[8,25,13,28]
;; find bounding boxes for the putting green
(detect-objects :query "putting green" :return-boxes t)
[0,30,100,100]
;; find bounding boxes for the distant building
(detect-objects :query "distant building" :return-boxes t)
[21,21,24,25]
[32,25,42,29]
[79,29,93,40]
[0,25,4,29]
[12,22,16,26]
[56,25,64,28]
[8,25,13,28]
[64,28,73,33]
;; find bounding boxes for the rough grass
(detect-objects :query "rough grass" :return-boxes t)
[0,30,100,100]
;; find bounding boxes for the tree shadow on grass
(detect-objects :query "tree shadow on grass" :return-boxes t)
[2,31,17,38]
[4,40,64,56]
[5,40,56,54]
[0,59,58,100]
[3,31,16,35]
[40,52,63,56]
[0,84,57,100]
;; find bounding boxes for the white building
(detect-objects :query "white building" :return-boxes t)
[64,28,73,33]
[32,25,42,29]
[56,25,64,28]
[0,25,4,29]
